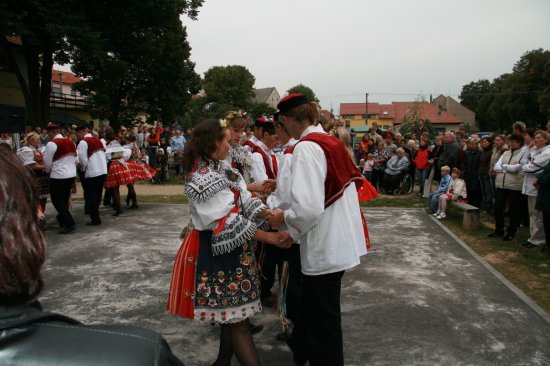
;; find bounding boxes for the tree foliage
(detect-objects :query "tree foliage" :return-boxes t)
[459,49,550,132]
[0,0,203,130]
[287,84,319,105]
[202,65,256,109]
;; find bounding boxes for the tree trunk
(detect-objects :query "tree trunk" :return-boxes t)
[39,48,54,126]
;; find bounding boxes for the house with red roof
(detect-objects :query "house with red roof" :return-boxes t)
[340,100,469,132]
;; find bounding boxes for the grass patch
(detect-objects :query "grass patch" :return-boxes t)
[363,194,426,208]
[440,206,550,313]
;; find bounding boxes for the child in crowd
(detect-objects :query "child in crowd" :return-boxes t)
[140,148,149,165]
[435,168,467,219]
[154,148,168,183]
[427,165,452,214]
[363,153,374,182]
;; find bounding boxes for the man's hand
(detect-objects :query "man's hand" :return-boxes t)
[261,179,277,194]
[267,208,285,228]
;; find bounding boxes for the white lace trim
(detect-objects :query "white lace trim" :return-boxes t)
[194,299,262,324]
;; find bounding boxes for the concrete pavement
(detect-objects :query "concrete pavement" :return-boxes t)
[39,204,550,365]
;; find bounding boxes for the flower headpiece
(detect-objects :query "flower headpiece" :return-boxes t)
[219,119,229,128]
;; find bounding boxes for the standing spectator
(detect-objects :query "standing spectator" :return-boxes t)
[0,132,14,150]
[43,123,77,234]
[438,132,459,172]
[384,135,397,156]
[170,127,186,176]
[413,139,431,197]
[146,126,160,168]
[363,153,375,182]
[522,131,550,248]
[412,119,430,139]
[424,136,444,197]
[463,138,482,208]
[137,125,147,149]
[513,121,527,137]
[478,136,494,213]
[490,134,529,241]
[535,163,550,252]
[16,132,50,224]
[489,134,508,202]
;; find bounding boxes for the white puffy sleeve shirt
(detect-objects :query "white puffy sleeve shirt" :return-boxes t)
[283,127,366,276]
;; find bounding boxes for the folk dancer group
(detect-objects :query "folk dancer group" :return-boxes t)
[17,122,156,233]
[168,94,376,366]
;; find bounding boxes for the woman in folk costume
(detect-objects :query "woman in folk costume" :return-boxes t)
[122,134,156,209]
[167,119,292,366]
[105,128,132,216]
[16,132,50,225]
[222,112,275,195]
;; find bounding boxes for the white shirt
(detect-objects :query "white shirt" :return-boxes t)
[522,145,550,196]
[43,134,76,179]
[250,139,277,183]
[267,138,297,211]
[284,125,367,275]
[77,133,108,178]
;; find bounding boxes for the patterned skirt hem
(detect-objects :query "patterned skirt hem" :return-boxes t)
[193,299,262,324]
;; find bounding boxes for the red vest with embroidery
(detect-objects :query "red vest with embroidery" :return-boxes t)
[252,145,278,180]
[84,137,105,158]
[296,132,362,208]
[52,138,76,161]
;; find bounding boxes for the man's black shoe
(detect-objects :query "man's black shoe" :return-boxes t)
[86,221,101,226]
[58,226,75,234]
[488,232,503,238]
[502,233,514,241]
[248,322,264,335]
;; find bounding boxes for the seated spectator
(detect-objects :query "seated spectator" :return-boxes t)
[382,148,410,194]
[0,145,183,366]
[434,168,467,219]
[427,165,452,214]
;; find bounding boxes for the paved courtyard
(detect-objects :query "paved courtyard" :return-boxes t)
[39,204,550,365]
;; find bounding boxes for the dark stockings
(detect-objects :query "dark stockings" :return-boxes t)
[213,320,259,366]
[112,186,122,215]
[126,183,138,208]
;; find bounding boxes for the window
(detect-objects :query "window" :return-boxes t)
[52,87,62,97]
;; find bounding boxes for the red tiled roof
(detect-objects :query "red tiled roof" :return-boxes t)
[51,70,82,84]
[340,102,462,124]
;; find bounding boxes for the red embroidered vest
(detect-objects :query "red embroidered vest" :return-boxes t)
[252,145,278,180]
[84,137,105,158]
[296,132,362,208]
[52,138,76,161]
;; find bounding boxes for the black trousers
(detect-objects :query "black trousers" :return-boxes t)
[282,244,302,323]
[50,177,76,228]
[543,212,550,247]
[84,174,106,223]
[494,188,523,235]
[290,271,345,366]
[259,243,285,302]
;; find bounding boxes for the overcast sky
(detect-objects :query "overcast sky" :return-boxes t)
[183,0,550,114]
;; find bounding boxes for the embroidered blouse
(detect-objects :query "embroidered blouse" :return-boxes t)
[185,159,268,256]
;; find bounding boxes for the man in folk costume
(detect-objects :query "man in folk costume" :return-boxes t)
[75,124,107,226]
[268,94,367,366]
[242,117,267,155]
[266,113,305,341]
[43,123,77,234]
[248,119,281,306]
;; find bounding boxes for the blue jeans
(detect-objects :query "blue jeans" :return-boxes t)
[416,168,430,195]
[427,192,442,212]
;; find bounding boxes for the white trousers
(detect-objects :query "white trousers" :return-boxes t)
[528,195,545,246]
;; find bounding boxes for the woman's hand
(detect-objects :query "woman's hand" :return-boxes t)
[266,208,285,229]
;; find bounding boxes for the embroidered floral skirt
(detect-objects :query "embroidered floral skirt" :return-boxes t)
[168,229,262,324]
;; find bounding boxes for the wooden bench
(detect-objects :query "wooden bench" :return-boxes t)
[450,201,480,230]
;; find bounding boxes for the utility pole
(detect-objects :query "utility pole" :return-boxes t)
[365,93,369,126]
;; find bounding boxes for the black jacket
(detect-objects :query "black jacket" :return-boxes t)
[0,303,184,366]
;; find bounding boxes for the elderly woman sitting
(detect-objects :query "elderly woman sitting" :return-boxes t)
[382,148,410,194]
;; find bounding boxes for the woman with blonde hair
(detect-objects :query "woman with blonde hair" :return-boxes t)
[16,132,49,223]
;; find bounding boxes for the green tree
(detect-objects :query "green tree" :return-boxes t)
[287,84,319,104]
[459,79,494,131]
[0,0,88,126]
[71,0,202,131]
[202,65,256,110]
[248,102,276,120]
